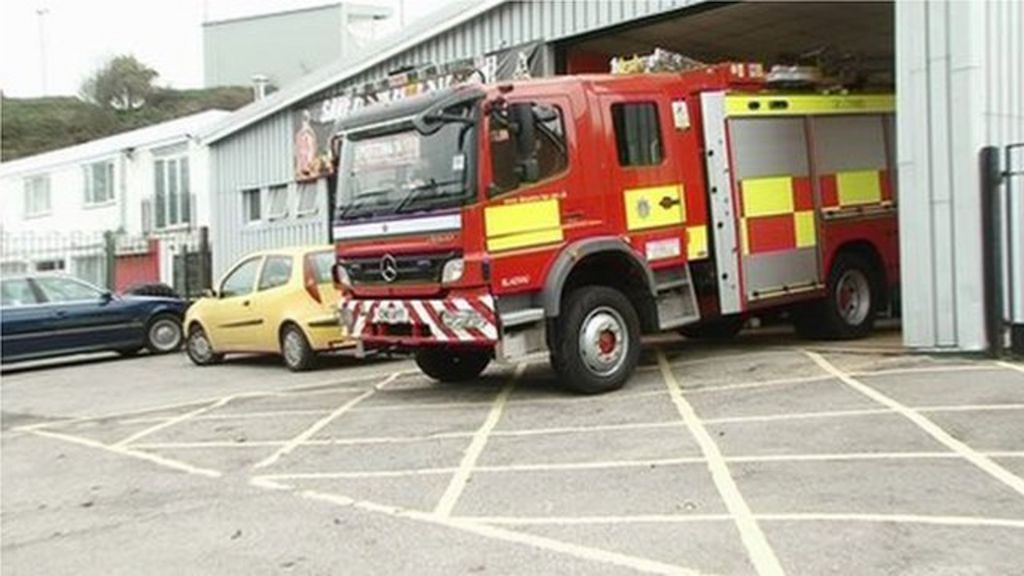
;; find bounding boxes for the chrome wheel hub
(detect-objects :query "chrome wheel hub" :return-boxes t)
[283,331,305,366]
[578,306,628,377]
[150,319,181,351]
[189,331,212,359]
[836,269,871,326]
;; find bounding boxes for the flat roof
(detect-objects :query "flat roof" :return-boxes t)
[0,110,231,179]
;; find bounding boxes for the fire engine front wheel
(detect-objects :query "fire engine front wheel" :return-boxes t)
[552,286,641,395]
[415,349,491,383]
[795,252,878,340]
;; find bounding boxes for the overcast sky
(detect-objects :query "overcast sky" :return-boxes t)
[0,0,448,98]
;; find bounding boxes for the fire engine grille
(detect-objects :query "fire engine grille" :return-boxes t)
[343,251,458,285]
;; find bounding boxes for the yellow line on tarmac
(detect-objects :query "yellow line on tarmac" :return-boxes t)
[657,350,786,576]
[252,371,401,470]
[804,350,1024,498]
[31,428,221,478]
[434,364,522,518]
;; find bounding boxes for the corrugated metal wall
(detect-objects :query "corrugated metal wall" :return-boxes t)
[350,0,690,86]
[208,0,692,277]
[897,0,1024,351]
[209,112,329,276]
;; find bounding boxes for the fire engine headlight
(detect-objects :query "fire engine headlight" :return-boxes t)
[441,258,465,284]
[338,305,354,328]
[440,309,486,331]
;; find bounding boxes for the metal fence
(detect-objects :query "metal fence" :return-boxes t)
[0,227,212,300]
[1,230,112,288]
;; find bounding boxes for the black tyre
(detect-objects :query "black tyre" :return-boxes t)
[186,324,224,366]
[415,348,491,382]
[794,252,878,340]
[281,324,317,372]
[551,286,641,394]
[116,347,142,357]
[679,315,745,340]
[145,314,184,354]
[124,283,180,299]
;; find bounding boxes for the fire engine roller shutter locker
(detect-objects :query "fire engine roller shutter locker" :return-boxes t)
[812,115,895,215]
[728,115,820,300]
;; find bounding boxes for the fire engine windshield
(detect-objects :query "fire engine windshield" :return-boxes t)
[336,105,477,221]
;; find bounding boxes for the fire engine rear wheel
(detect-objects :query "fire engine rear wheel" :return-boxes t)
[795,252,878,340]
[552,286,641,395]
[415,348,491,383]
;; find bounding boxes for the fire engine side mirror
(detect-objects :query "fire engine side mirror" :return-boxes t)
[509,102,539,183]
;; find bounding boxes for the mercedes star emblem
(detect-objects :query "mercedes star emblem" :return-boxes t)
[380,253,399,283]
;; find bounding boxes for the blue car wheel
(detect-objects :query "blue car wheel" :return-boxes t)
[146,314,183,354]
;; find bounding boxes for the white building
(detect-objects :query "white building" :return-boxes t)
[0,110,230,288]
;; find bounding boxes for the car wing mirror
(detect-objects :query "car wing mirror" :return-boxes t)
[202,288,219,299]
[100,291,114,303]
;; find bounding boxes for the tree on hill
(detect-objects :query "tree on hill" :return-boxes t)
[80,55,159,111]
[2,53,253,161]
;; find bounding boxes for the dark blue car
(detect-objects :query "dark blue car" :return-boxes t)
[1,274,187,364]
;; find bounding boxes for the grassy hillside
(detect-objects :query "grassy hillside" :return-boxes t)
[1,86,253,161]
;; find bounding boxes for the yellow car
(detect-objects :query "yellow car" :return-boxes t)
[184,246,349,371]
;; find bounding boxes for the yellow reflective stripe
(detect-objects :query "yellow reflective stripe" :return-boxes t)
[740,176,794,218]
[725,94,895,117]
[484,199,563,252]
[624,184,686,231]
[794,211,817,248]
[687,225,708,260]
[837,170,882,206]
[487,229,564,252]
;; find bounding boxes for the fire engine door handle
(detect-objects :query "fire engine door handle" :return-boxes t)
[659,196,681,209]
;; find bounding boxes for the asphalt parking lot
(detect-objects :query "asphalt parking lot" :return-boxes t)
[3,327,1024,575]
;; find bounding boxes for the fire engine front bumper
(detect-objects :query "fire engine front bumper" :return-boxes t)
[339,295,498,347]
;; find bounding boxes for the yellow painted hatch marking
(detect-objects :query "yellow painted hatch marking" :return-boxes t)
[624,184,685,231]
[485,198,564,252]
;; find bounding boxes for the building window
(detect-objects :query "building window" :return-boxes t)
[243,189,261,223]
[296,182,319,216]
[73,255,105,288]
[267,184,289,220]
[611,102,663,166]
[83,161,116,205]
[154,157,192,228]
[24,175,51,217]
[35,259,66,272]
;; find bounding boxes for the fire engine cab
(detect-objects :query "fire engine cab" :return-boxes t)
[333,62,897,393]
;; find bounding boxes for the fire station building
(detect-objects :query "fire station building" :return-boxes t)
[201,0,1023,354]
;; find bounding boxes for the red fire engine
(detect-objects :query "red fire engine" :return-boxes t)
[332,63,897,393]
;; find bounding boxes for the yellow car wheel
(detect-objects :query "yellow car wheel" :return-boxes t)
[281,324,316,372]
[186,325,224,366]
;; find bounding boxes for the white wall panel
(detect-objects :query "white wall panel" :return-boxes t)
[897,0,1024,351]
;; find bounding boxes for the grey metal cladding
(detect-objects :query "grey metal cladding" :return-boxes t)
[700,91,742,315]
[744,248,820,297]
[729,118,809,179]
[812,115,887,173]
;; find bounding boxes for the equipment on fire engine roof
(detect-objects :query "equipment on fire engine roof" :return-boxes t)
[345,59,484,104]
[610,48,706,75]
[765,65,824,89]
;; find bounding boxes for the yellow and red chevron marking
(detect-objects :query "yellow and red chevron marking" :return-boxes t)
[738,175,816,256]
[820,169,894,211]
[342,296,498,344]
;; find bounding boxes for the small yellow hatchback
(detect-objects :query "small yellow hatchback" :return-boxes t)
[184,246,348,371]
